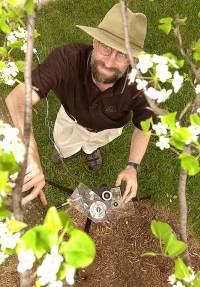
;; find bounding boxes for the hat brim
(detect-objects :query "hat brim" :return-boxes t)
[76,25,143,58]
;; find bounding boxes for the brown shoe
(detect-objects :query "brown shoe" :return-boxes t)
[51,148,63,164]
[86,149,102,171]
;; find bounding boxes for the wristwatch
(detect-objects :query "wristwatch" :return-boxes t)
[127,161,140,172]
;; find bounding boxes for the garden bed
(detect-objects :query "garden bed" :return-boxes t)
[1,201,200,287]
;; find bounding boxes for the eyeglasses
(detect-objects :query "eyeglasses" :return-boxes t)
[97,41,128,62]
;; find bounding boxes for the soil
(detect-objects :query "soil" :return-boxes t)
[1,201,200,287]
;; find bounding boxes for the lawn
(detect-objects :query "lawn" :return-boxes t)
[1,0,200,236]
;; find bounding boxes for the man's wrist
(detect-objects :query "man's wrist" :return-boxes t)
[126,161,140,173]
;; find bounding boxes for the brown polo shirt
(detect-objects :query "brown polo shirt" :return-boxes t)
[32,43,156,131]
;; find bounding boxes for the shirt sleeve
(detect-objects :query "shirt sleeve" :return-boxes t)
[31,46,68,98]
[132,90,157,130]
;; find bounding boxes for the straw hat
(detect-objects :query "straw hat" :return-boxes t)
[76,3,147,58]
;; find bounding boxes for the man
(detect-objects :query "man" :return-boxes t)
[6,3,155,206]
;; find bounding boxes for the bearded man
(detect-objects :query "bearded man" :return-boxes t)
[6,3,156,206]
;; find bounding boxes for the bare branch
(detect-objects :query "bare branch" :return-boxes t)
[178,145,191,266]
[119,0,167,116]
[174,15,200,113]
[119,0,134,67]
[179,102,192,121]
[13,14,35,221]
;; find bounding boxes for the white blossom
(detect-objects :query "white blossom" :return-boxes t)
[7,32,17,43]
[128,68,137,84]
[195,84,200,95]
[157,89,172,103]
[197,108,200,114]
[1,125,19,142]
[152,54,169,65]
[168,274,176,285]
[144,87,172,103]
[156,136,170,150]
[156,64,172,83]
[137,54,153,74]
[1,62,19,86]
[135,79,148,90]
[14,27,27,39]
[173,281,184,287]
[144,87,160,100]
[152,122,168,135]
[66,265,76,286]
[172,71,184,93]
[0,123,25,163]
[0,251,9,265]
[0,230,21,251]
[12,141,25,163]
[37,246,63,286]
[21,42,37,54]
[183,272,195,283]
[187,125,200,143]
[17,249,36,273]
[48,281,63,287]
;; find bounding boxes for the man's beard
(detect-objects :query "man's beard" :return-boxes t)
[91,54,127,84]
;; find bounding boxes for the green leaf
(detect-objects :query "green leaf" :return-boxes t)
[177,17,187,25]
[60,229,95,268]
[141,252,157,257]
[160,17,173,24]
[141,117,152,134]
[58,211,75,234]
[0,206,11,220]
[35,280,41,287]
[7,40,23,49]
[192,39,200,62]
[193,271,200,287]
[24,0,35,14]
[179,153,200,176]
[165,236,187,257]
[17,225,57,259]
[0,150,19,174]
[57,263,69,280]
[0,47,7,57]
[190,114,200,126]
[151,220,174,243]
[158,18,173,35]
[7,219,27,233]
[0,20,11,34]
[15,61,24,72]
[174,258,190,280]
[171,127,191,149]
[161,112,177,129]
[163,53,184,68]
[44,207,63,233]
[0,171,9,190]
[0,61,6,68]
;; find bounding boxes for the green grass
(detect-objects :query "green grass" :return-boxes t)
[1,0,200,237]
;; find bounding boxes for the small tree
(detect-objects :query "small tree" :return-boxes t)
[0,1,95,287]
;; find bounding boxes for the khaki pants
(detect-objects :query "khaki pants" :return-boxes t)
[53,105,123,158]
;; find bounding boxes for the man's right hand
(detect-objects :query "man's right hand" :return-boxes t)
[21,156,47,206]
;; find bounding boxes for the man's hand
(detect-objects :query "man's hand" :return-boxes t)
[115,166,137,203]
[21,156,47,206]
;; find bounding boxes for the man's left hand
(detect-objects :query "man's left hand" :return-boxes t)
[115,166,137,203]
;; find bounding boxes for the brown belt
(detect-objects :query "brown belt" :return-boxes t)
[66,111,99,133]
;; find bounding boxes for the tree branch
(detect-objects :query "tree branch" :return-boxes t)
[119,0,167,116]
[174,15,200,113]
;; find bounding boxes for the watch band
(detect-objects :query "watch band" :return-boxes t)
[127,161,140,172]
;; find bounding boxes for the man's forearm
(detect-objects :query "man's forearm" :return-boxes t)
[5,83,41,164]
[128,126,151,164]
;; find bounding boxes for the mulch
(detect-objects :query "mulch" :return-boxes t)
[1,201,200,287]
